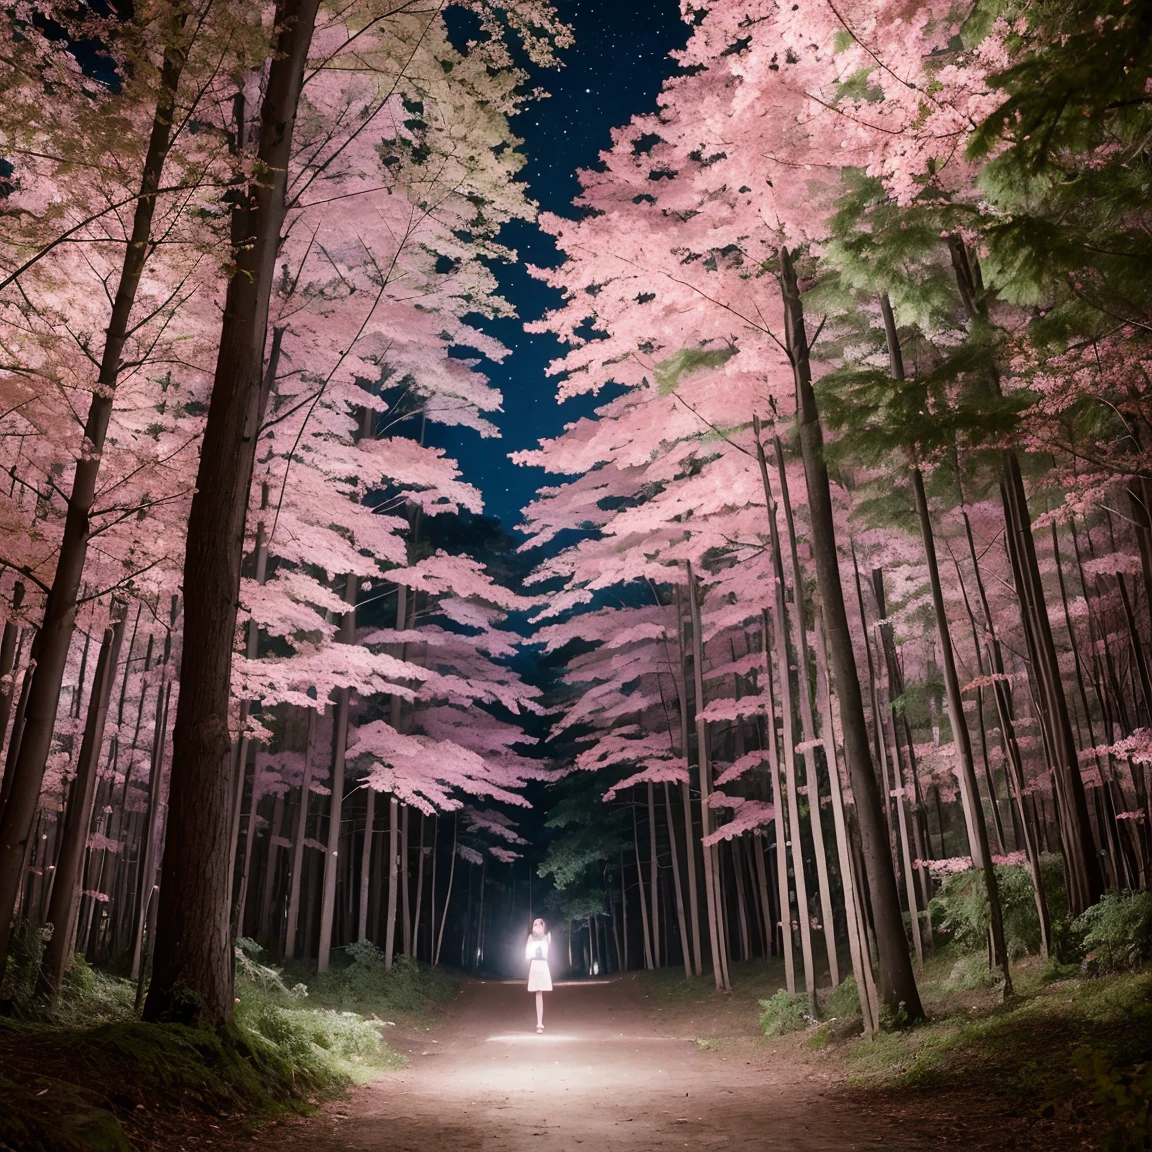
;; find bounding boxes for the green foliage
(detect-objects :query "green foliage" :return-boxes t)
[652,345,735,395]
[1075,1049,1152,1152]
[930,856,1067,958]
[758,989,814,1036]
[1077,892,1152,975]
[303,943,460,1019]
[819,975,863,1022]
[942,951,1004,994]
[0,919,52,1009]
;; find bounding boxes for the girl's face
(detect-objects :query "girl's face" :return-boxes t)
[532,918,546,936]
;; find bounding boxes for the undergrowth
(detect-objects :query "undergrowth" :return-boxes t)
[0,936,458,1152]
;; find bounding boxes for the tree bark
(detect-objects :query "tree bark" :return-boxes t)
[948,236,1103,916]
[779,245,923,1023]
[674,584,703,975]
[316,574,358,973]
[0,22,193,971]
[38,608,127,998]
[686,561,730,990]
[145,0,321,1026]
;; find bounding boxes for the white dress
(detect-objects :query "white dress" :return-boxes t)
[526,933,552,992]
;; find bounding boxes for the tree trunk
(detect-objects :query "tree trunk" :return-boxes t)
[401,804,412,957]
[757,429,816,1006]
[686,561,730,990]
[38,608,127,998]
[283,709,316,961]
[663,782,692,978]
[632,799,654,969]
[813,604,879,1036]
[145,0,321,1025]
[779,245,923,1023]
[0,582,25,778]
[0,23,193,971]
[948,236,1103,916]
[674,585,703,975]
[910,466,1012,990]
[434,814,458,967]
[646,782,660,967]
[316,575,358,974]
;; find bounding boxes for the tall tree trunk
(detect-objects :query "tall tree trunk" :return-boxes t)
[763,610,797,995]
[813,604,878,1036]
[358,788,375,943]
[632,799,654,969]
[756,425,816,1005]
[647,782,660,967]
[673,585,703,975]
[686,561,730,990]
[317,575,358,973]
[0,582,25,777]
[779,245,923,1023]
[769,429,840,984]
[663,782,692,979]
[961,508,1053,956]
[283,709,316,961]
[145,0,321,1025]
[948,236,1103,916]
[38,608,127,998]
[401,804,412,957]
[0,23,193,971]
[434,814,458,967]
[910,468,1011,990]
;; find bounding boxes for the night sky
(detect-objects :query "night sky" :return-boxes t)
[428,0,688,534]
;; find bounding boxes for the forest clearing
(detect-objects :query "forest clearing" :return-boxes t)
[2,0,1152,1147]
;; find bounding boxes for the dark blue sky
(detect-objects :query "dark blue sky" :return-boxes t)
[428,0,688,533]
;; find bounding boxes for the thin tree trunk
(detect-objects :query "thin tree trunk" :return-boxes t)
[38,608,127,998]
[686,561,730,990]
[401,804,412,957]
[948,236,1102,916]
[647,782,660,967]
[674,585,703,975]
[813,604,878,1036]
[756,429,816,1006]
[358,788,375,943]
[317,574,358,974]
[771,431,840,984]
[763,610,797,995]
[434,814,458,967]
[0,582,25,778]
[412,811,426,960]
[663,782,692,978]
[910,466,1011,990]
[283,709,316,962]
[779,245,924,1023]
[0,22,193,971]
[632,799,654,969]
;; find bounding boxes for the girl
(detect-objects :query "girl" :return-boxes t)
[525,917,552,1032]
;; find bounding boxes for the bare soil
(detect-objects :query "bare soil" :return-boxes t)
[250,976,941,1152]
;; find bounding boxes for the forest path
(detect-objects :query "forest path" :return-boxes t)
[255,976,925,1152]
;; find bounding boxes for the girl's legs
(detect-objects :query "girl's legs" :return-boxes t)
[535,991,544,1030]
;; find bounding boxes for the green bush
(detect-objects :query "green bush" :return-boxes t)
[1075,1048,1152,1151]
[1077,892,1152,975]
[759,989,814,1036]
[305,943,459,1017]
[0,920,52,1009]
[942,951,1004,993]
[930,855,1067,958]
[819,975,863,1021]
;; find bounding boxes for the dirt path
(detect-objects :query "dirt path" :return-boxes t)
[256,977,928,1152]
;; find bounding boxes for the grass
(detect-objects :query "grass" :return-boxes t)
[0,940,461,1152]
[832,949,1152,1149]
